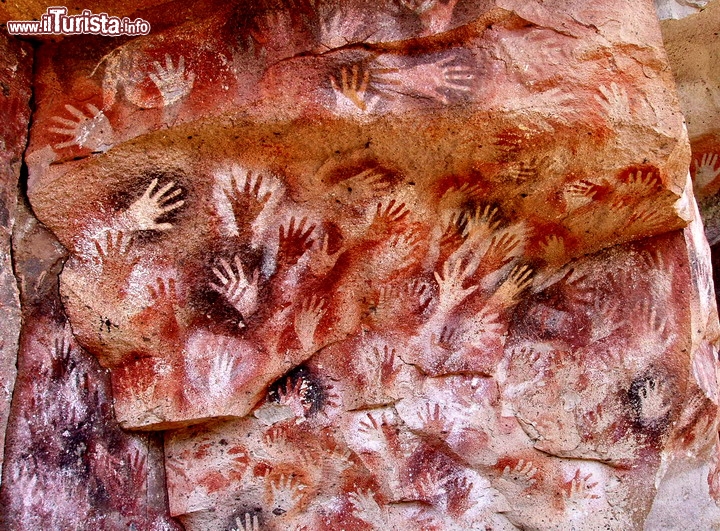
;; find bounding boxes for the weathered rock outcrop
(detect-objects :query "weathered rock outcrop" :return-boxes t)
[0,31,31,485]
[663,1,720,244]
[0,18,178,531]
[1,0,719,529]
[655,0,711,20]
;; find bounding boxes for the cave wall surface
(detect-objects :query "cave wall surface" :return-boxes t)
[655,0,712,20]
[662,0,720,245]
[1,0,720,530]
[0,28,31,488]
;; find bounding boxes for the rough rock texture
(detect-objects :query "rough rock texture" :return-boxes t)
[1,0,719,529]
[663,1,720,244]
[0,13,179,531]
[26,0,694,428]
[0,201,181,530]
[659,8,720,527]
[655,0,711,20]
[0,32,31,483]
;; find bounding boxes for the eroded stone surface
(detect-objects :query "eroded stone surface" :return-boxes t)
[0,202,180,530]
[0,32,32,484]
[7,0,720,529]
[662,1,720,244]
[163,221,720,530]
[28,0,692,428]
[655,0,712,20]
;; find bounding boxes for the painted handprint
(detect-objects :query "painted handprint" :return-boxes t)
[50,333,75,381]
[315,4,367,51]
[357,411,397,450]
[372,284,402,323]
[122,178,184,231]
[417,402,454,435]
[148,54,195,106]
[447,476,474,517]
[331,64,380,114]
[622,169,660,194]
[434,252,481,312]
[49,103,114,152]
[462,204,501,240]
[271,374,313,419]
[307,234,344,277]
[93,230,132,264]
[634,378,671,425]
[459,308,504,349]
[373,55,474,104]
[539,234,565,267]
[127,447,148,491]
[415,467,450,500]
[146,277,183,324]
[294,295,326,352]
[564,180,600,210]
[479,232,521,273]
[230,512,261,531]
[580,403,615,438]
[369,231,422,277]
[208,349,237,398]
[595,82,631,122]
[11,463,40,506]
[501,459,538,488]
[91,230,140,288]
[348,489,387,527]
[222,166,276,238]
[278,217,316,266]
[371,199,410,234]
[333,167,393,201]
[417,57,474,102]
[563,469,600,503]
[379,345,401,385]
[248,9,297,58]
[504,161,537,183]
[438,182,483,211]
[627,203,667,233]
[439,211,467,257]
[431,325,458,350]
[210,255,260,323]
[400,0,460,33]
[407,279,433,308]
[490,264,533,307]
[268,473,306,514]
[693,153,720,190]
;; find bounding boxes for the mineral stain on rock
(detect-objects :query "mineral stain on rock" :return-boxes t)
[0,0,719,530]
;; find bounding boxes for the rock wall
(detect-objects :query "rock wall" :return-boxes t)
[0,31,31,488]
[0,27,179,531]
[662,0,720,245]
[1,1,719,530]
[655,0,711,20]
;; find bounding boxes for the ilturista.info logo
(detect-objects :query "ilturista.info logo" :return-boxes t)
[7,6,151,36]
